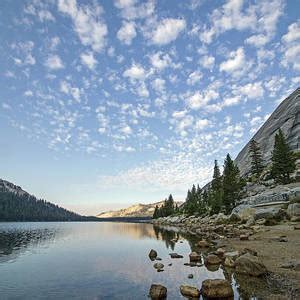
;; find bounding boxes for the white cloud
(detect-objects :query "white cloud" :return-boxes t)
[220,47,245,74]
[150,52,173,70]
[120,125,132,135]
[199,55,215,70]
[281,21,300,71]
[186,90,219,110]
[114,0,155,20]
[222,96,241,107]
[117,21,137,45]
[123,63,146,80]
[136,83,149,97]
[187,70,202,85]
[80,52,97,69]
[45,55,64,70]
[200,0,284,45]
[58,0,107,52]
[240,82,265,99]
[60,81,81,102]
[152,78,165,93]
[151,18,186,45]
[195,119,210,130]
[282,22,300,43]
[245,34,269,47]
[172,110,187,119]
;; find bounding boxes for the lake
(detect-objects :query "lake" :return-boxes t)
[0,222,278,299]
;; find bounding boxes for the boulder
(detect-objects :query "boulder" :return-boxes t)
[169,253,183,259]
[240,234,249,241]
[149,249,157,260]
[198,240,209,247]
[224,256,235,268]
[188,274,193,279]
[253,207,281,221]
[153,263,164,270]
[235,253,267,276]
[287,203,300,218]
[149,284,167,299]
[205,254,222,265]
[189,252,201,262]
[180,285,200,299]
[201,279,234,298]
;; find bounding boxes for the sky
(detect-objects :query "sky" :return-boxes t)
[0,0,299,216]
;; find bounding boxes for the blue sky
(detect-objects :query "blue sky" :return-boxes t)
[0,0,299,215]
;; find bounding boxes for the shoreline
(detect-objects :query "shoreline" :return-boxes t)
[151,215,300,298]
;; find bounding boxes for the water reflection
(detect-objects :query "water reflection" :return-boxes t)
[0,224,59,263]
[0,222,288,299]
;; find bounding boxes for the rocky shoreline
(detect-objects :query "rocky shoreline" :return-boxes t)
[148,192,300,299]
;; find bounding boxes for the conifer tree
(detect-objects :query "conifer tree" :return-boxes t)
[222,154,242,214]
[271,129,296,184]
[153,205,159,219]
[210,160,223,214]
[249,139,264,177]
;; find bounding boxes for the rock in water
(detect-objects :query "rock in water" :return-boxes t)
[189,252,201,262]
[169,253,183,258]
[180,285,200,298]
[153,263,164,270]
[149,284,167,299]
[205,254,222,265]
[149,249,157,260]
[201,279,234,298]
[235,253,267,276]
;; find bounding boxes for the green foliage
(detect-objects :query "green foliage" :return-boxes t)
[249,139,264,177]
[222,154,242,214]
[209,160,223,215]
[0,189,83,221]
[271,129,296,184]
[152,194,176,219]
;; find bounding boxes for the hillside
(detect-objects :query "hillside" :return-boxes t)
[0,179,84,221]
[235,88,300,177]
[97,201,182,218]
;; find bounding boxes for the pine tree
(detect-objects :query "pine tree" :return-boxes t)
[209,160,223,214]
[153,205,159,219]
[222,154,242,214]
[271,129,296,184]
[249,139,264,177]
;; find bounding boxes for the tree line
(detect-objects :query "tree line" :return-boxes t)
[153,129,296,218]
[0,190,84,222]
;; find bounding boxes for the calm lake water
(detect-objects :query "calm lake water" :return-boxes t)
[0,222,279,299]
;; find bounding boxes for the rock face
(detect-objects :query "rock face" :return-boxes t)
[201,279,234,298]
[235,253,267,277]
[149,284,167,299]
[180,285,200,298]
[235,88,300,177]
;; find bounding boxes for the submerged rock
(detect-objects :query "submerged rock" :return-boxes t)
[149,284,167,299]
[235,253,267,277]
[180,285,200,298]
[201,279,234,298]
[153,263,164,270]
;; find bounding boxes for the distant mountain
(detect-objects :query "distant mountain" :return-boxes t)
[235,88,300,177]
[0,179,84,221]
[97,201,183,218]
